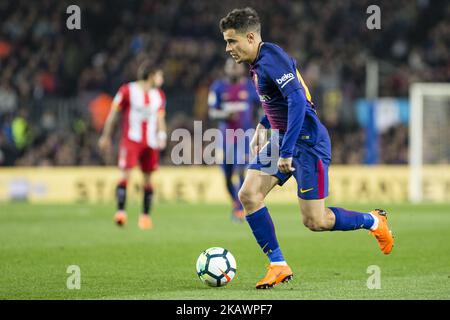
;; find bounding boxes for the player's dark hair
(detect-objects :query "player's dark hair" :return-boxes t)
[137,60,159,81]
[219,7,261,34]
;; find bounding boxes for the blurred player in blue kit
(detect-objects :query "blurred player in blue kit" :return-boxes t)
[219,7,394,289]
[208,58,260,222]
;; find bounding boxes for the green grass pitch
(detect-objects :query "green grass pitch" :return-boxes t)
[0,202,449,299]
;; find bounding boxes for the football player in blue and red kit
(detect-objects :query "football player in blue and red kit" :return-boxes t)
[208,58,260,222]
[219,7,394,289]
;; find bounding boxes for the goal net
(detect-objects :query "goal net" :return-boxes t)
[409,83,450,202]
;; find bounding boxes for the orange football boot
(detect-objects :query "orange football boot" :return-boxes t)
[369,209,394,254]
[114,210,127,226]
[232,209,245,222]
[138,214,153,230]
[255,264,293,289]
[231,201,245,223]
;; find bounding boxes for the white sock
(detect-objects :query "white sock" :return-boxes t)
[369,212,379,230]
[270,261,287,266]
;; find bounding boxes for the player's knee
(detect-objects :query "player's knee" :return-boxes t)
[143,174,151,185]
[238,188,262,211]
[237,188,252,207]
[302,215,327,231]
[121,171,130,182]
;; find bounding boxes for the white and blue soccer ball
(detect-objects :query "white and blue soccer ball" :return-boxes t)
[196,247,236,287]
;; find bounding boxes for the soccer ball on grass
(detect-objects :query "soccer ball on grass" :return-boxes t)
[196,247,236,287]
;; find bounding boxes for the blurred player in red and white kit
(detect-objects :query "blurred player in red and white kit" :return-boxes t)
[98,61,167,230]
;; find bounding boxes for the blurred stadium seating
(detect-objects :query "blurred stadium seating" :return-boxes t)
[0,0,449,167]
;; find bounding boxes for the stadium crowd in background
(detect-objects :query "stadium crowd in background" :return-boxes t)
[0,0,449,166]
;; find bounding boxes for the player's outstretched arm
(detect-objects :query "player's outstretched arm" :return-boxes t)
[278,89,307,173]
[98,103,120,153]
[279,89,306,157]
[250,122,268,156]
[157,111,167,150]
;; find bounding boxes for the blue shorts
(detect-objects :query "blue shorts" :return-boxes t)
[248,118,331,200]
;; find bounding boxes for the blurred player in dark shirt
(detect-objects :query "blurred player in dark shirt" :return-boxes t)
[208,58,260,222]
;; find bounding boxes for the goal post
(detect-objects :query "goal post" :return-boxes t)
[409,83,450,203]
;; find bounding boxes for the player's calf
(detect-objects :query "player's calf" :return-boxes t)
[116,180,127,211]
[114,180,128,227]
[329,207,377,231]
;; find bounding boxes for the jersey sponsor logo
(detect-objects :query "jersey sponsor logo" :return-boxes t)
[222,101,248,113]
[300,187,314,194]
[133,105,153,117]
[276,73,295,88]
